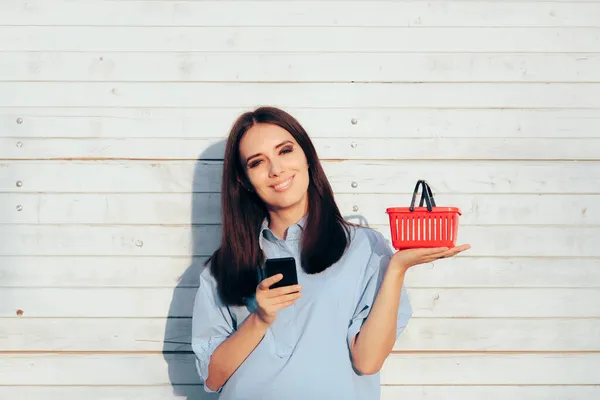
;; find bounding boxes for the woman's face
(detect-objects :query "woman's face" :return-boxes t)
[238,123,310,213]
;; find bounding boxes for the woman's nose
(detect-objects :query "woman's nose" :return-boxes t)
[269,159,284,177]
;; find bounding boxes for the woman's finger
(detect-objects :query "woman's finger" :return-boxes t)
[434,244,470,257]
[258,274,283,291]
[412,247,450,257]
[271,299,298,312]
[266,284,302,299]
[271,291,302,305]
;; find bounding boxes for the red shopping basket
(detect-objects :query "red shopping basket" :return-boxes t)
[386,180,461,250]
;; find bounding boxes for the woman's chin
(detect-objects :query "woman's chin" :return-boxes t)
[266,192,307,212]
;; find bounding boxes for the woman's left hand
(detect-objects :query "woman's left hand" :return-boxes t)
[389,244,471,273]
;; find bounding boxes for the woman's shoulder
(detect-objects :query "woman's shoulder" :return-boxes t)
[198,264,219,291]
[347,224,393,258]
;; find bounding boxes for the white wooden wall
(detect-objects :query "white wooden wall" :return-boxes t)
[1,1,599,398]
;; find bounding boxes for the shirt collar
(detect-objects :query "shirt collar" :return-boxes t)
[259,214,308,247]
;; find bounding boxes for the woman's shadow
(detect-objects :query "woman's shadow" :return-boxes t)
[162,139,226,400]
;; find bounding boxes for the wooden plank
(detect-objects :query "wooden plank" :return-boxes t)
[4,137,600,160]
[2,353,600,385]
[2,193,598,226]
[3,317,599,352]
[1,27,599,53]
[381,386,600,400]
[3,108,599,139]
[3,52,600,82]
[0,386,597,400]
[2,256,599,288]
[381,353,600,385]
[2,160,599,194]
[0,387,215,400]
[3,82,600,108]
[0,225,222,256]
[1,224,599,257]
[3,1,600,27]
[2,287,600,318]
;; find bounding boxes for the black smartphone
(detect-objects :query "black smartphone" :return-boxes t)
[264,257,298,290]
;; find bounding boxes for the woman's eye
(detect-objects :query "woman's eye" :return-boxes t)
[281,146,293,154]
[249,160,262,168]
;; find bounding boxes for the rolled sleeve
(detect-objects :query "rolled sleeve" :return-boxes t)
[347,229,413,347]
[191,267,235,393]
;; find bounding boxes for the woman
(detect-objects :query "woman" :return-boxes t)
[191,106,470,399]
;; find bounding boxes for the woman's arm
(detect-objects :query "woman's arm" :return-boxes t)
[349,267,406,375]
[350,244,471,375]
[204,274,302,391]
[204,312,269,391]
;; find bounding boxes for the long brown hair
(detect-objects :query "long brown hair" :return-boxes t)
[207,106,351,306]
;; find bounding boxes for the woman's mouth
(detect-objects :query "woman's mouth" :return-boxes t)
[271,175,295,192]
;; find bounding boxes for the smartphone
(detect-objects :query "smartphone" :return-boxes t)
[264,257,299,290]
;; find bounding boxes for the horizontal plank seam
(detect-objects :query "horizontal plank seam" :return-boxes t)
[4,80,600,84]
[4,316,600,320]
[4,137,600,140]
[3,223,600,227]
[3,286,599,289]
[4,105,600,110]
[0,384,598,388]
[5,81,600,85]
[4,24,600,28]
[3,51,600,55]
[1,350,599,355]
[0,255,598,259]
[4,158,600,162]
[0,384,597,388]
[0,253,600,260]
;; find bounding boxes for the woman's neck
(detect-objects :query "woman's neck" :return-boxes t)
[267,203,308,240]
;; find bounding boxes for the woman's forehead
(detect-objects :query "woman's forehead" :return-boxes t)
[239,123,297,153]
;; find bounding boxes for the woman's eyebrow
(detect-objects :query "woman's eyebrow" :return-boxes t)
[245,140,293,164]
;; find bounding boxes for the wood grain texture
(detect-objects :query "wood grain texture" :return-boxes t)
[3,108,600,139]
[2,26,599,52]
[2,256,599,288]
[2,160,599,194]
[3,52,600,82]
[4,137,600,160]
[4,0,599,394]
[3,1,600,27]
[0,385,597,400]
[1,193,597,226]
[3,82,600,108]
[2,287,600,317]
[2,353,600,385]
[3,317,599,352]
[1,224,599,256]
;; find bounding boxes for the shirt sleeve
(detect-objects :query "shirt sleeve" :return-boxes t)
[191,266,236,393]
[347,229,413,348]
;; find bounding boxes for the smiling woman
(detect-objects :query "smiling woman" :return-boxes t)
[190,106,469,400]
[211,106,354,306]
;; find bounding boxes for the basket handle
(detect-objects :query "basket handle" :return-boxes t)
[409,180,437,212]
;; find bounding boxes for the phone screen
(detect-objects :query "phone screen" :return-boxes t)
[264,257,299,290]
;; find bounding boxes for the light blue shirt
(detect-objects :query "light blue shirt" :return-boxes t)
[191,217,413,399]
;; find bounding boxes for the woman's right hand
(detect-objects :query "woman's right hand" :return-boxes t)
[255,274,302,326]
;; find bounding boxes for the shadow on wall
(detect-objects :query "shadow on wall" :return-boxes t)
[162,139,226,400]
[160,138,373,399]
